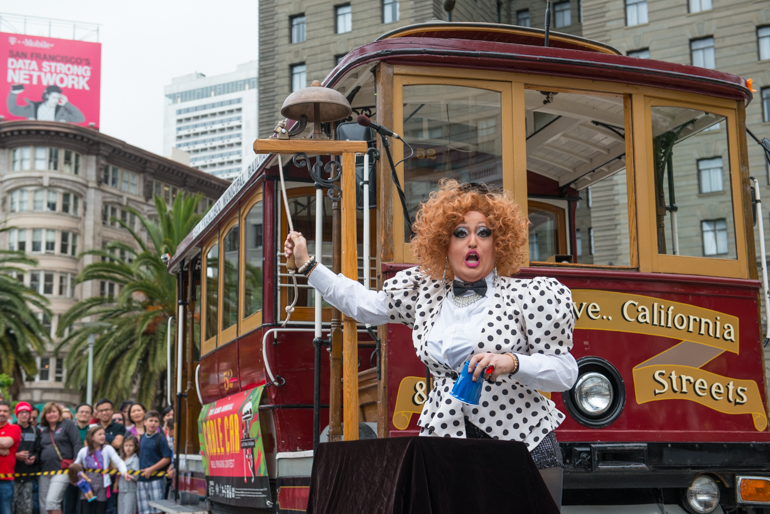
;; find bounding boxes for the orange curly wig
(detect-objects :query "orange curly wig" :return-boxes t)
[411,179,529,280]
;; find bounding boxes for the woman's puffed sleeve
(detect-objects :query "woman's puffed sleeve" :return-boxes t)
[382,267,426,329]
[522,277,575,356]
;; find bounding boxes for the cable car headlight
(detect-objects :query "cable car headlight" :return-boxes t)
[574,372,613,415]
[562,357,625,428]
[685,475,720,513]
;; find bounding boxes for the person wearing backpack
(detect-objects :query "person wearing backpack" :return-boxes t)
[14,402,40,514]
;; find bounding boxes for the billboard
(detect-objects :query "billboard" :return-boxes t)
[1,32,101,127]
[198,386,272,508]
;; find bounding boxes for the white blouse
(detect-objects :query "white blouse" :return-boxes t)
[308,265,577,392]
[74,444,128,488]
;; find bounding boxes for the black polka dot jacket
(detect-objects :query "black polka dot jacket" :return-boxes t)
[383,267,575,448]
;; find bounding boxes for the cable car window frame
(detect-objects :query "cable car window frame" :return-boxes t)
[241,189,264,335]
[391,74,515,264]
[201,233,219,357]
[638,96,747,278]
[218,215,240,346]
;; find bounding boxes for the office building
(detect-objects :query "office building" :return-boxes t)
[0,120,229,405]
[164,62,259,181]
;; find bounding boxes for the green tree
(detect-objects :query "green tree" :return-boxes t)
[0,247,51,398]
[57,193,204,407]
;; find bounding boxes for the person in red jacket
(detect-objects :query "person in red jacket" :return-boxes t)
[0,400,22,514]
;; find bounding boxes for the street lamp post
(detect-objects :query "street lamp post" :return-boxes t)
[87,333,95,405]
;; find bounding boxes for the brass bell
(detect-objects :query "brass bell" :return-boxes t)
[281,80,352,139]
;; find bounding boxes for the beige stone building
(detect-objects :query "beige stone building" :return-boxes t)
[0,120,229,406]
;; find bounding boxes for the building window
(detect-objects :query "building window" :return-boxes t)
[30,272,41,294]
[589,227,595,255]
[54,359,64,382]
[46,191,57,212]
[103,165,120,188]
[45,230,56,253]
[554,2,571,28]
[383,0,399,23]
[33,190,44,211]
[336,5,352,34]
[517,9,530,27]
[62,150,80,175]
[100,281,117,298]
[59,273,74,297]
[576,229,582,257]
[38,357,50,382]
[689,0,712,13]
[290,15,306,43]
[120,170,138,194]
[34,147,47,170]
[12,147,31,171]
[31,229,42,253]
[763,88,770,123]
[335,54,346,66]
[43,272,54,295]
[291,64,307,92]
[698,158,724,193]
[8,229,26,252]
[759,26,770,61]
[691,37,715,69]
[60,231,78,256]
[625,0,648,26]
[628,48,650,58]
[103,205,119,227]
[702,219,728,255]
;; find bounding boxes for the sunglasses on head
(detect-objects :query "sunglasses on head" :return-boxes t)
[456,182,502,195]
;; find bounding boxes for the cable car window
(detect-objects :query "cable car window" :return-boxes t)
[222,224,239,333]
[650,106,735,260]
[524,89,632,266]
[401,84,503,242]
[205,242,219,341]
[244,199,264,320]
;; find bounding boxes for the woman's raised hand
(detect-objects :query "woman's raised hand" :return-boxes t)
[468,352,518,382]
[284,231,311,268]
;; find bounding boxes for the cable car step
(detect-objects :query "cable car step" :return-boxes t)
[148,500,208,514]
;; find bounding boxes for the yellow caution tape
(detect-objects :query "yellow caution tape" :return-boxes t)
[0,469,167,479]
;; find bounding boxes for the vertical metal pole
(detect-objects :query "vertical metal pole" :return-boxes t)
[87,333,94,405]
[752,177,770,345]
[313,186,323,451]
[544,0,552,47]
[329,193,343,442]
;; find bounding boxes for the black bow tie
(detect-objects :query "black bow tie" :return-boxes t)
[452,279,487,297]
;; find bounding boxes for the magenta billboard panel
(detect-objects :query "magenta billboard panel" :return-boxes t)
[1,32,101,127]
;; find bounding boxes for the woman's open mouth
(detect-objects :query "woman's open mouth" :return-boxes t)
[464,251,480,268]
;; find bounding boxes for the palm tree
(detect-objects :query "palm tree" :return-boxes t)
[57,193,204,406]
[0,245,51,398]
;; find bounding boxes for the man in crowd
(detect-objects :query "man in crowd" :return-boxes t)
[94,399,125,450]
[14,402,39,514]
[95,399,126,514]
[118,401,133,428]
[74,404,92,443]
[29,408,39,428]
[0,400,21,514]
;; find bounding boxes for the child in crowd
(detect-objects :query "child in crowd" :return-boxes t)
[67,463,95,502]
[118,436,140,514]
[137,411,172,514]
[74,426,130,514]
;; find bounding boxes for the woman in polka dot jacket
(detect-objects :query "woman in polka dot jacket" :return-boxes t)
[285,179,577,507]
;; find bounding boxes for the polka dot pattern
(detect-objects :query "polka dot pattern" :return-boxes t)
[383,268,575,449]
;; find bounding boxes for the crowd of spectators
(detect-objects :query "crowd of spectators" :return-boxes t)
[0,399,174,514]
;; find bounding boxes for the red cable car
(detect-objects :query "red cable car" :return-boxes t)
[167,22,770,514]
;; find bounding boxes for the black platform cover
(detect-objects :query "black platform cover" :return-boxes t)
[306,436,560,514]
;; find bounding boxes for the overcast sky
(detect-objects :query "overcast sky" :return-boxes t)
[3,0,259,155]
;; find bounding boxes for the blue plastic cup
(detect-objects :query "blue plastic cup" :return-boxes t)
[450,360,483,405]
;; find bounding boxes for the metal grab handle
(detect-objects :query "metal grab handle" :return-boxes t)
[194,364,203,405]
[167,317,174,406]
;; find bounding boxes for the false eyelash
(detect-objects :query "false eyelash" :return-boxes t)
[453,227,470,238]
[477,227,493,238]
